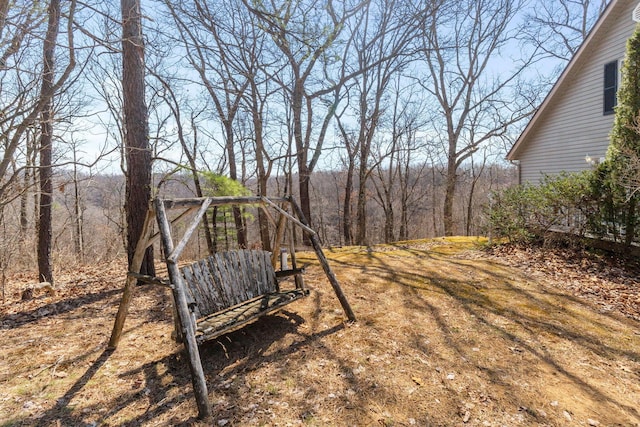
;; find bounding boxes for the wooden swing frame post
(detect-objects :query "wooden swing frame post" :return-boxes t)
[155,198,212,419]
[108,207,155,349]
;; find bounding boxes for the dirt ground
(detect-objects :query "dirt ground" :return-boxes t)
[1,237,640,426]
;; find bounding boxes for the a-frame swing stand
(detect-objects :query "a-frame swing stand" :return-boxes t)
[108,196,356,419]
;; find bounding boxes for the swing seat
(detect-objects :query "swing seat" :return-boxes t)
[179,249,308,344]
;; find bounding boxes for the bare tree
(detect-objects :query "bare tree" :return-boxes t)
[350,0,427,245]
[150,69,218,253]
[163,0,258,248]
[371,77,429,242]
[0,0,74,209]
[239,15,282,251]
[522,0,608,63]
[335,116,357,245]
[19,129,38,241]
[418,0,539,236]
[243,0,367,242]
[331,0,431,245]
[463,149,488,236]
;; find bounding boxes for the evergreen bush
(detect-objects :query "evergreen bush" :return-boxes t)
[589,23,640,246]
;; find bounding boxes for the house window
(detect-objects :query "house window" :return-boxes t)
[604,60,618,115]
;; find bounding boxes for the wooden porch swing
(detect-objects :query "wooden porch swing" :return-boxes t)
[107,195,355,419]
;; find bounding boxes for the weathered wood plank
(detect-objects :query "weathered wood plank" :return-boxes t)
[231,251,249,303]
[236,250,252,299]
[247,250,264,298]
[109,206,155,349]
[195,289,308,343]
[180,265,202,319]
[213,252,237,306]
[225,251,243,303]
[261,251,277,293]
[206,256,229,310]
[201,258,224,314]
[192,261,214,316]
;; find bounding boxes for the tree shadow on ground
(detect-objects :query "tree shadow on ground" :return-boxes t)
[24,303,347,426]
[362,248,640,421]
[1,289,122,329]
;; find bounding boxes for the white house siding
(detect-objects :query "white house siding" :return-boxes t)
[512,0,638,184]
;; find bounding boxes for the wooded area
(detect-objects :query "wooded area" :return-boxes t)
[0,0,608,287]
[4,2,640,424]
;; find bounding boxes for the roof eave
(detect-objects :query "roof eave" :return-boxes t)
[507,0,621,161]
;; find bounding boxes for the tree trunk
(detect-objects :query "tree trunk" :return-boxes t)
[355,169,367,245]
[70,145,85,260]
[343,160,355,246]
[399,193,408,241]
[336,120,356,246]
[224,121,247,248]
[19,132,35,241]
[466,176,476,237]
[465,156,486,237]
[355,129,371,246]
[122,0,154,276]
[38,121,53,284]
[298,169,312,244]
[255,145,271,250]
[191,174,213,254]
[251,84,271,251]
[399,160,409,241]
[291,80,313,245]
[384,204,394,243]
[443,157,457,237]
[37,0,62,285]
[431,166,438,236]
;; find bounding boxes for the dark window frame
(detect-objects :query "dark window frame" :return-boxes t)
[604,60,618,115]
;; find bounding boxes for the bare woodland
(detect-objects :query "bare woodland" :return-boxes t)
[0,0,608,289]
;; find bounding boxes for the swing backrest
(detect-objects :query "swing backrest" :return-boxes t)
[179,249,277,319]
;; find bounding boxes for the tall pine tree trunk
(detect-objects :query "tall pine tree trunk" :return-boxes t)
[37,0,62,285]
[122,0,154,275]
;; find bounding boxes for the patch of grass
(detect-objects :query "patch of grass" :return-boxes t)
[265,383,279,395]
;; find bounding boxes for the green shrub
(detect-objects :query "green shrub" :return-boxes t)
[486,171,593,244]
[486,184,533,243]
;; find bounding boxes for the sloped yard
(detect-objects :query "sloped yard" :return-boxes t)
[1,237,639,426]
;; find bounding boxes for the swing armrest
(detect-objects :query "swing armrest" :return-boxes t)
[275,267,306,278]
